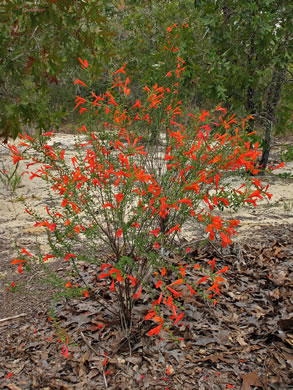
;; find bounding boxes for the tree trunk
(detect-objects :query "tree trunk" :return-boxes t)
[245,32,257,131]
[259,67,286,169]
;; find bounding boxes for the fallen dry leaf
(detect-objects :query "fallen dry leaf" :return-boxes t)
[241,371,264,390]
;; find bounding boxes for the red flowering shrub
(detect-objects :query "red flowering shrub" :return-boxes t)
[9,24,272,339]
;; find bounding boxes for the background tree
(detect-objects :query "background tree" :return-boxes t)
[192,0,293,168]
[0,0,114,140]
[1,0,292,171]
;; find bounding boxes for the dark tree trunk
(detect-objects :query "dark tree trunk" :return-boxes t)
[259,67,286,170]
[245,32,257,131]
[222,4,232,21]
[259,119,272,172]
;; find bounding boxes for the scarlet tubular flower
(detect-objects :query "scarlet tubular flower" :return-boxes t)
[42,131,54,137]
[101,264,112,270]
[176,198,192,207]
[166,224,181,235]
[147,324,162,336]
[179,263,187,277]
[42,254,56,262]
[145,311,156,321]
[127,275,137,287]
[186,283,197,297]
[98,272,110,280]
[74,79,87,87]
[74,96,87,110]
[78,58,88,69]
[206,282,220,295]
[21,248,33,257]
[62,344,69,358]
[197,276,209,285]
[265,192,273,200]
[156,280,163,288]
[64,253,77,261]
[133,286,142,299]
[8,144,24,164]
[173,312,184,325]
[199,110,210,122]
[149,228,160,237]
[11,154,24,164]
[271,162,284,171]
[11,259,25,274]
[216,266,229,274]
[5,372,14,380]
[109,280,115,292]
[103,202,115,209]
[115,193,124,207]
[116,228,123,238]
[208,257,216,272]
[8,144,21,155]
[113,62,127,75]
[103,357,108,366]
[166,286,182,298]
[105,91,119,107]
[169,278,183,287]
[216,106,227,114]
[34,220,56,232]
[220,232,232,248]
[131,100,142,110]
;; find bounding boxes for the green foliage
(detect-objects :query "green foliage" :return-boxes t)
[0,163,22,192]
[0,0,114,140]
[280,144,293,162]
[275,68,293,134]
[1,0,292,165]
[192,0,293,126]
[277,172,293,180]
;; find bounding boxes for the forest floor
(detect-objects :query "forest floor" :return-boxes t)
[0,134,292,390]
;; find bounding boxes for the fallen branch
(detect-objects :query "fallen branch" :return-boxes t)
[0,313,26,323]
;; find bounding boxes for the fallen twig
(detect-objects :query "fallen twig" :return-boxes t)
[0,313,26,323]
[79,331,108,388]
[80,330,104,356]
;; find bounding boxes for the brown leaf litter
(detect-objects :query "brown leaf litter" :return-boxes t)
[1,224,292,389]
